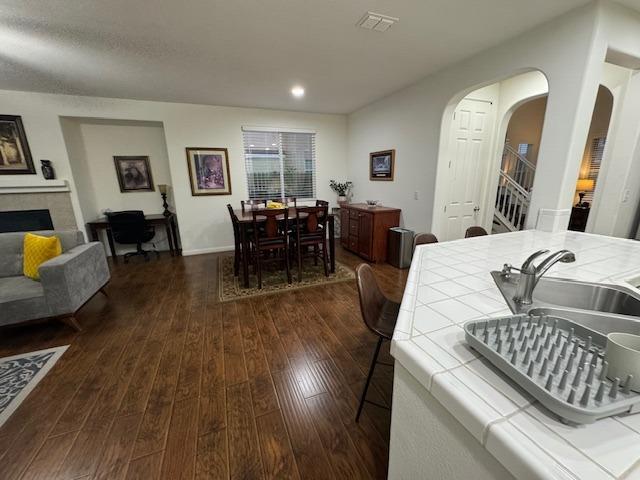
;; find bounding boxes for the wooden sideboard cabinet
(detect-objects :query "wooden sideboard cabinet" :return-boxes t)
[340,203,401,262]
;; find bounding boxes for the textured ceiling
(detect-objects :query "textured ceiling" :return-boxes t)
[0,0,609,113]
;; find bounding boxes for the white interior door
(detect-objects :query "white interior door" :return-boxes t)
[442,98,494,240]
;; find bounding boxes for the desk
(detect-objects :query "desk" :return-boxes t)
[234,208,335,288]
[87,213,180,263]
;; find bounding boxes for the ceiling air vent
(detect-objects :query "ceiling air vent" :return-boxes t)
[357,12,399,32]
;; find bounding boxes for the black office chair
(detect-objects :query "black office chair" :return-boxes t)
[106,211,159,263]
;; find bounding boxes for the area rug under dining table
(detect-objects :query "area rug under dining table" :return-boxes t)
[218,255,355,301]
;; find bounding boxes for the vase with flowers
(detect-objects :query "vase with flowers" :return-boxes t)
[329,180,352,205]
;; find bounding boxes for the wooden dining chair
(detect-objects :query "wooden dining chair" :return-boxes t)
[252,208,291,289]
[241,199,266,212]
[291,205,329,281]
[227,204,243,276]
[413,232,438,251]
[465,226,488,238]
[355,263,398,422]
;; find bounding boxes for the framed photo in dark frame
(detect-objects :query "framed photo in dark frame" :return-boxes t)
[0,115,35,175]
[113,156,155,192]
[370,149,395,181]
[186,147,232,196]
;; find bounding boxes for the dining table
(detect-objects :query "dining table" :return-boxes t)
[233,207,336,288]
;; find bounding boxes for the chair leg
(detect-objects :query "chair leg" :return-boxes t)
[61,315,82,332]
[356,336,383,422]
[284,245,292,284]
[322,238,329,277]
[256,250,262,289]
[234,244,240,276]
[297,242,302,282]
[99,287,109,298]
[313,245,319,265]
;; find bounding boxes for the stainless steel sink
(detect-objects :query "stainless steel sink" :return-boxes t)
[491,271,640,317]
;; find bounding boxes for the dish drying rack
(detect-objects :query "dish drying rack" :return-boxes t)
[464,313,640,424]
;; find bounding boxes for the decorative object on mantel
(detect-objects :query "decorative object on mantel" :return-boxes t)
[370,149,395,181]
[158,184,172,216]
[575,177,594,207]
[186,147,231,196]
[329,179,352,204]
[0,115,35,175]
[40,160,55,180]
[0,346,68,428]
[113,156,154,192]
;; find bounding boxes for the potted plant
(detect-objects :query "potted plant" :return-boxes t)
[329,180,352,204]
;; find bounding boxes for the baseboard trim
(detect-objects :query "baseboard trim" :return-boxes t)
[182,246,234,256]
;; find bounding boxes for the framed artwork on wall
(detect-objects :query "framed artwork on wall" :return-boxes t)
[370,149,395,181]
[113,156,155,192]
[0,115,35,175]
[186,147,232,196]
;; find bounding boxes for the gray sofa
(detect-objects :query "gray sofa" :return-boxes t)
[0,230,110,330]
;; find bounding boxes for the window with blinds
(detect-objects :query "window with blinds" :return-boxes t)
[242,128,316,200]
[584,136,606,204]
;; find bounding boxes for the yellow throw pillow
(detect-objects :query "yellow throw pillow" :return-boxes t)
[23,233,62,280]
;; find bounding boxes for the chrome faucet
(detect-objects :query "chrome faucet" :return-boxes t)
[512,249,576,305]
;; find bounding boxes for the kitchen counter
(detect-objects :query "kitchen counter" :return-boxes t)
[390,230,640,480]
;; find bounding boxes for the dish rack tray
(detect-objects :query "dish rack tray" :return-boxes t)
[464,313,640,424]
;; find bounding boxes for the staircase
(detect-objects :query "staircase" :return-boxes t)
[493,144,536,232]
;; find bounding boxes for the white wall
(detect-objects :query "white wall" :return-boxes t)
[347,1,628,238]
[0,92,348,254]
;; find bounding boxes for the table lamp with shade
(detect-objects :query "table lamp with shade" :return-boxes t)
[575,178,595,207]
[158,184,172,216]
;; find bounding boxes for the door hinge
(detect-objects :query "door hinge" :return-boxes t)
[448,161,451,168]
[443,205,447,212]
[453,112,456,120]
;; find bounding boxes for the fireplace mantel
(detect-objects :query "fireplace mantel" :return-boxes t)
[0,179,70,194]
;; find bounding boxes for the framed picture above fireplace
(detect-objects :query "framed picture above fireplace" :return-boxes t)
[0,115,35,175]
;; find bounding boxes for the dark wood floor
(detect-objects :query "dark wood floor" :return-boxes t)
[0,246,408,479]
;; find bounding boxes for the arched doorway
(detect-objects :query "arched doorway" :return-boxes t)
[568,85,614,232]
[493,95,548,233]
[434,70,548,240]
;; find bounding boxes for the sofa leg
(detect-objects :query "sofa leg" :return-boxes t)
[62,315,82,332]
[100,287,109,298]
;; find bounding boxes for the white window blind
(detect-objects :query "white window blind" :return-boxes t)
[243,129,316,200]
[584,136,606,204]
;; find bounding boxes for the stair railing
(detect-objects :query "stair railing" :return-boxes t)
[494,144,536,231]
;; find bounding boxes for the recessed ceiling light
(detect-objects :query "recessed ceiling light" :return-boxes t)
[272,143,277,146]
[291,86,305,98]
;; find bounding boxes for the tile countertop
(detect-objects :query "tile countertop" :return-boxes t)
[391,230,640,480]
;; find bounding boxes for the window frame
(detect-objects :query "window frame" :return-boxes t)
[242,126,317,201]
